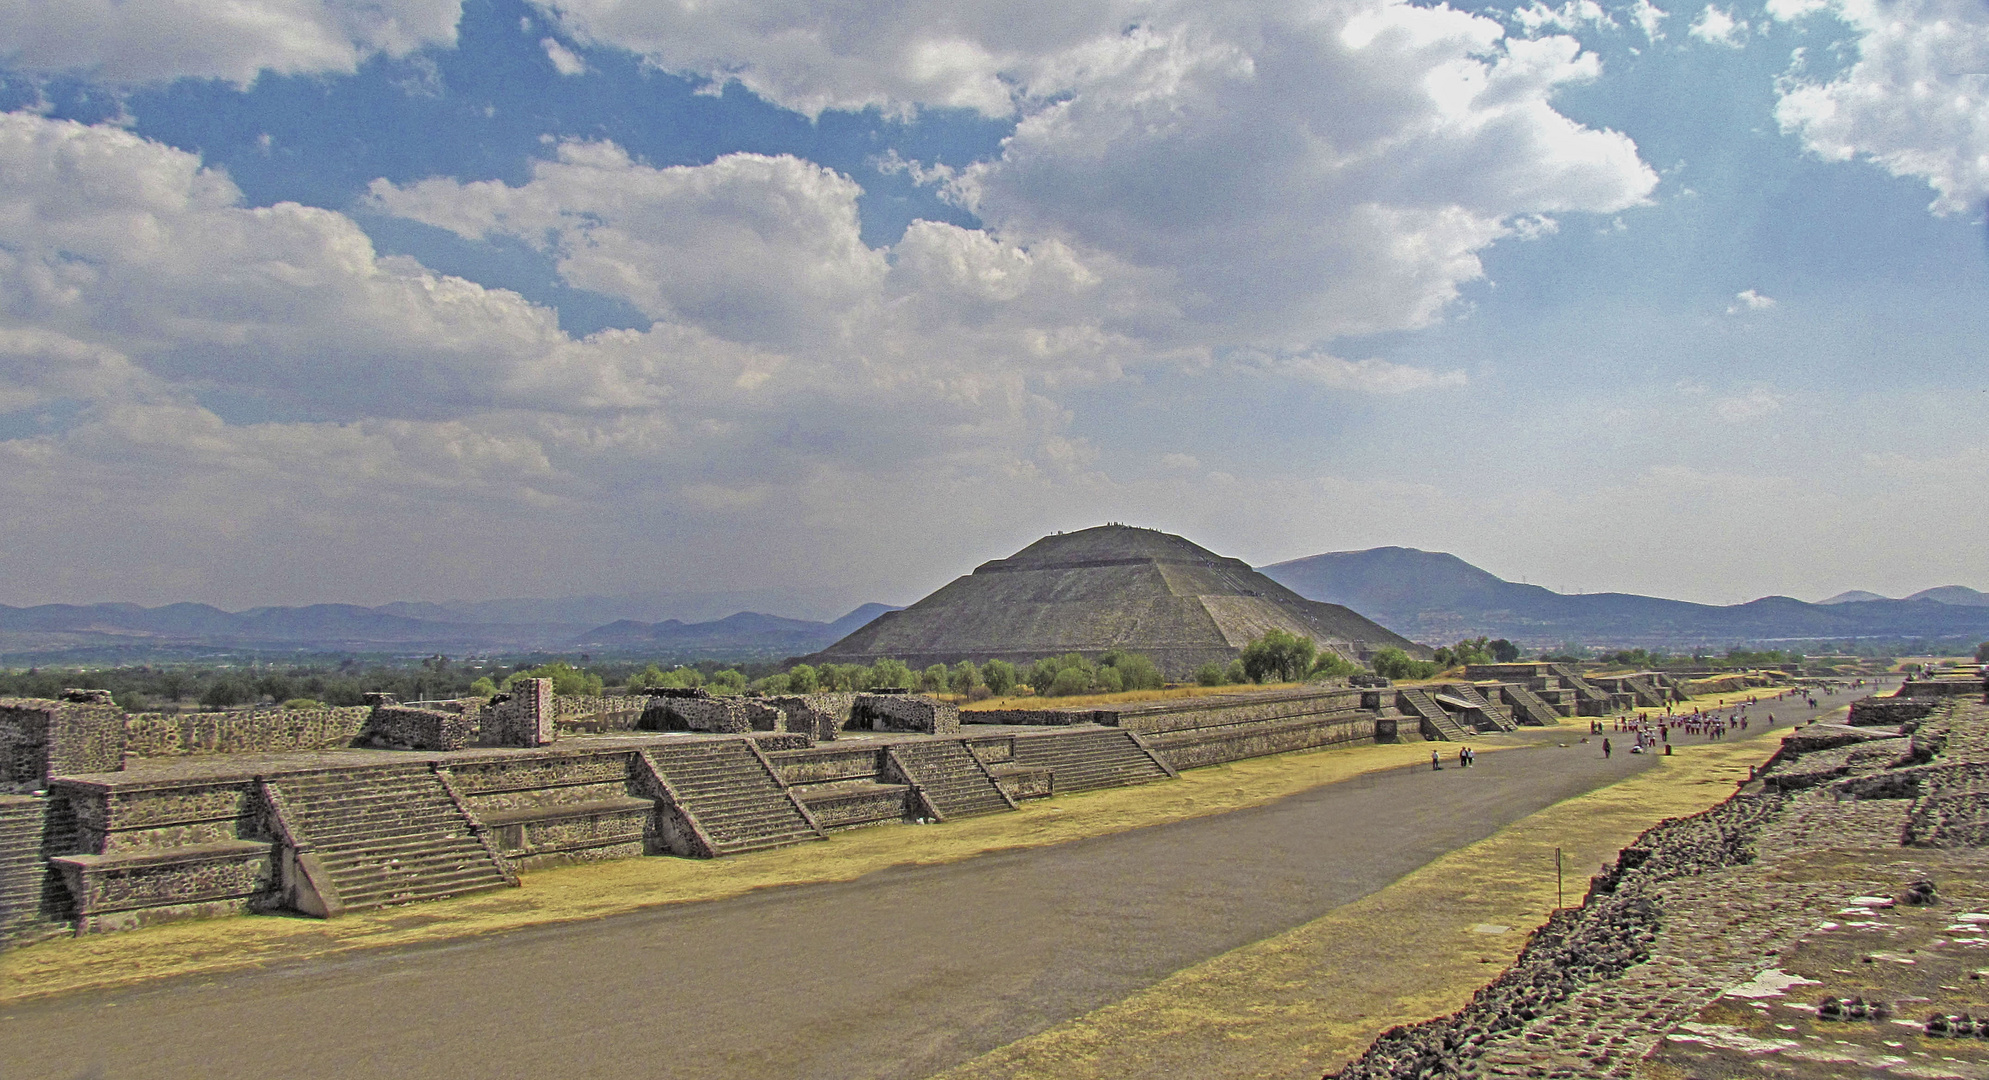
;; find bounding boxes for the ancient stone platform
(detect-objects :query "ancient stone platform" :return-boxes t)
[1330,684,1989,1080]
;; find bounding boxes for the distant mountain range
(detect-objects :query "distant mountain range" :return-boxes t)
[0,598,898,663]
[571,604,901,659]
[1259,547,1989,649]
[1819,586,1989,607]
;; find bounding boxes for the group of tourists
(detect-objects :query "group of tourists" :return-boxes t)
[1431,746,1476,770]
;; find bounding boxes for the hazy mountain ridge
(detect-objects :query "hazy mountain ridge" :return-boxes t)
[1259,547,1989,647]
[0,598,899,660]
[570,604,902,659]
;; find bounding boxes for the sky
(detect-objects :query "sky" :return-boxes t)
[0,0,1984,619]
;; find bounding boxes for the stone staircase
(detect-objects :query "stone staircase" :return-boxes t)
[1549,664,1614,712]
[264,765,516,914]
[887,742,1016,820]
[1621,676,1668,709]
[1399,689,1471,742]
[1009,728,1175,793]
[645,740,824,855]
[1498,683,1560,726]
[1444,685,1518,732]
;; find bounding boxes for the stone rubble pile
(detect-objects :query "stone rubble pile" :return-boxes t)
[1329,696,1989,1080]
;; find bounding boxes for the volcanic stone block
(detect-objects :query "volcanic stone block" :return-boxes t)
[851,694,960,735]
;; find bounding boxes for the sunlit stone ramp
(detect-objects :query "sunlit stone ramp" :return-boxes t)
[638,740,825,857]
[1009,727,1176,794]
[886,741,1017,820]
[261,764,518,916]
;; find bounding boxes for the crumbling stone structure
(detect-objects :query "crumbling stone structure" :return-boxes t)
[0,691,127,792]
[1328,696,1989,1080]
[850,692,959,735]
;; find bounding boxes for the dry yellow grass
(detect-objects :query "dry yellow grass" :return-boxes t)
[931,725,1794,1080]
[963,682,1313,711]
[0,736,1455,1004]
[0,683,1810,1019]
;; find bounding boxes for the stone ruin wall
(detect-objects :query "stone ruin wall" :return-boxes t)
[639,695,786,734]
[850,693,960,736]
[121,707,372,759]
[0,696,127,792]
[759,693,857,741]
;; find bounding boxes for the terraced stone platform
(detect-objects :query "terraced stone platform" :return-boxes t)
[1332,692,1989,1080]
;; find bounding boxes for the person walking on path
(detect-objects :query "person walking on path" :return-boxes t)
[1603,737,1612,759]
[1431,749,1442,771]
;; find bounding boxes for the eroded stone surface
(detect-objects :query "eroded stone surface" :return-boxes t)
[1330,697,1989,1080]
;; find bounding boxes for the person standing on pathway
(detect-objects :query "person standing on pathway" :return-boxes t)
[1603,737,1612,759]
[1431,749,1442,771]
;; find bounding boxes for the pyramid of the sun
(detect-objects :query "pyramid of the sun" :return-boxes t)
[807,524,1422,676]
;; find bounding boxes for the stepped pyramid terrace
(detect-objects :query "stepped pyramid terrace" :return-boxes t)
[805,524,1422,677]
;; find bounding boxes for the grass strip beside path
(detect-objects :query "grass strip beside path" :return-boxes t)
[1,741,1449,1003]
[0,686,1800,1006]
[931,713,1804,1080]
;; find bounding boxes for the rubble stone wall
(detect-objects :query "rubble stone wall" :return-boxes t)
[1847,695,1938,727]
[760,693,857,741]
[364,705,476,751]
[851,694,960,735]
[122,707,371,759]
[0,699,127,791]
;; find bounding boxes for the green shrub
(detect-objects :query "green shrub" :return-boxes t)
[1371,647,1439,681]
[505,661,604,697]
[1309,651,1361,679]
[786,664,819,694]
[1194,662,1228,686]
[1240,629,1316,683]
[949,661,979,696]
[982,659,1017,696]
[707,669,747,694]
[1048,666,1092,696]
[868,658,915,690]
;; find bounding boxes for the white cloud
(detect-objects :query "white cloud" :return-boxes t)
[0,0,462,84]
[541,37,587,76]
[1512,1,1618,38]
[1160,452,1200,469]
[1629,0,1670,41]
[1773,0,1989,214]
[527,0,1657,346]
[1238,352,1471,393]
[1713,386,1784,420]
[1727,287,1777,312]
[372,142,889,351]
[1688,5,1747,47]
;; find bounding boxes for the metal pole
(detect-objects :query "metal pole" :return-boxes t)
[1556,847,1564,909]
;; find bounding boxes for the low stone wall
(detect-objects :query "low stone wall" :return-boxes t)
[767,744,884,786]
[122,707,371,759]
[1145,712,1379,770]
[1330,790,1788,1079]
[1847,695,1938,727]
[962,707,1100,726]
[761,693,857,741]
[641,697,787,734]
[0,697,127,791]
[479,680,554,747]
[552,694,645,735]
[1898,678,1987,698]
[364,705,476,751]
[1100,688,1368,736]
[850,694,959,735]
